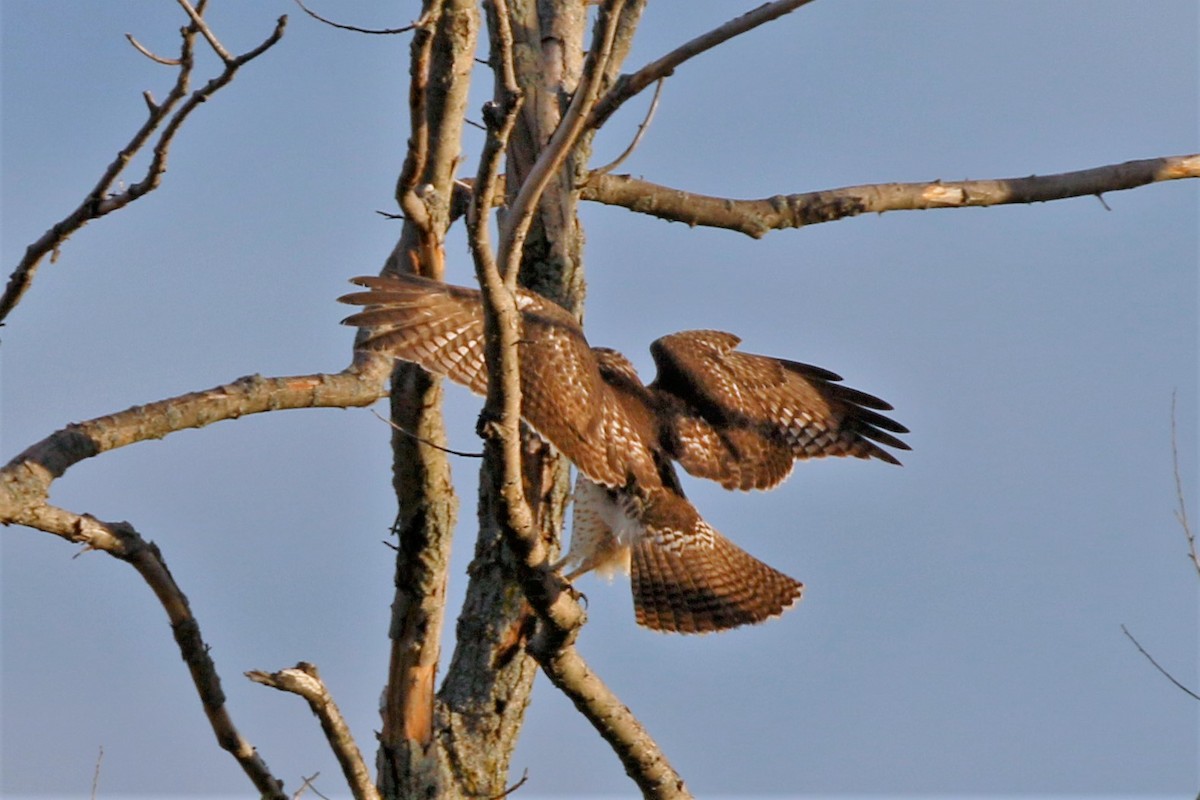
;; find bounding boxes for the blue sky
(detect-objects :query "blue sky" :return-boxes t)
[2,2,1196,797]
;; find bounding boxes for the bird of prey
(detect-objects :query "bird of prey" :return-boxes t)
[341,273,909,633]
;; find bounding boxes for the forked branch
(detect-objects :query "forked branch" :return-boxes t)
[581,154,1200,238]
[0,5,286,324]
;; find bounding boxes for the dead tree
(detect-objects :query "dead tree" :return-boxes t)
[1,2,1195,798]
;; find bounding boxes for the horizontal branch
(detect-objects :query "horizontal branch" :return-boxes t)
[247,663,380,800]
[0,359,390,528]
[580,154,1200,238]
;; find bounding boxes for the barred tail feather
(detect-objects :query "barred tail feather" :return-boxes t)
[630,529,804,634]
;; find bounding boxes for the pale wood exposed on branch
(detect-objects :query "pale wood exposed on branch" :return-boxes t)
[0,6,287,324]
[580,154,1200,238]
[588,0,814,131]
[247,663,381,800]
[373,3,477,797]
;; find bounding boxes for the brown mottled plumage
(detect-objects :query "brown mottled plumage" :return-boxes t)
[340,273,909,633]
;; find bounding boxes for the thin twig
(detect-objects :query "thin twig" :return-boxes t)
[490,768,529,799]
[292,772,331,800]
[1121,625,1200,701]
[580,154,1200,238]
[90,746,103,800]
[588,0,814,131]
[294,0,423,34]
[593,77,663,176]
[125,33,181,65]
[1170,391,1199,577]
[370,409,482,457]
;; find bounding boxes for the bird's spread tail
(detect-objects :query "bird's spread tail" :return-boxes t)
[630,495,804,633]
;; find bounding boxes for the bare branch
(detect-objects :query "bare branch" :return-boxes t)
[593,77,663,176]
[533,644,692,799]
[1170,391,1199,577]
[175,0,234,64]
[125,33,181,65]
[373,4,478,793]
[294,0,423,35]
[0,364,390,526]
[581,154,1200,238]
[0,10,287,324]
[247,663,380,800]
[12,507,288,797]
[1121,625,1200,701]
[588,0,814,131]
[90,746,103,800]
[370,409,483,458]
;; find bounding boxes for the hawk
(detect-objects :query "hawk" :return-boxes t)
[341,273,909,633]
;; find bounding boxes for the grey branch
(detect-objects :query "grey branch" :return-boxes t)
[580,154,1200,238]
[247,663,380,800]
[0,8,286,324]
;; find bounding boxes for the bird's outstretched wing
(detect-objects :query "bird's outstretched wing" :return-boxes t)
[650,330,910,491]
[340,273,633,487]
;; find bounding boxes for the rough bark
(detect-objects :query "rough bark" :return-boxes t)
[375,2,479,798]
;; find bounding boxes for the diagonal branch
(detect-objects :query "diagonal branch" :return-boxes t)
[588,0,814,131]
[1121,625,1200,701]
[581,154,1200,238]
[470,5,690,798]
[247,663,380,800]
[10,506,288,798]
[0,7,286,324]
